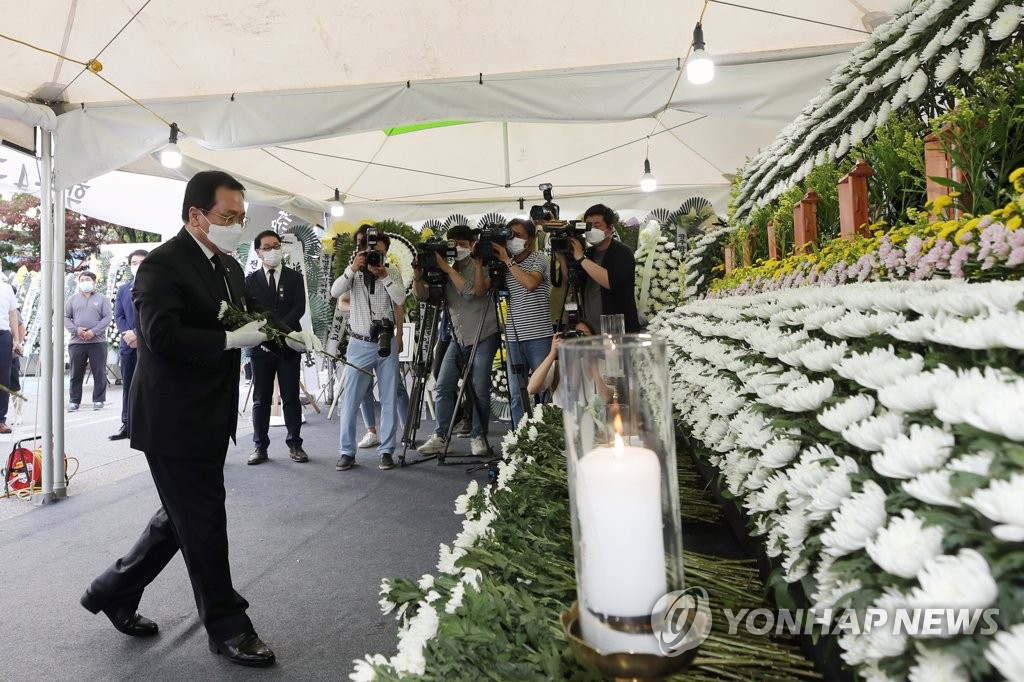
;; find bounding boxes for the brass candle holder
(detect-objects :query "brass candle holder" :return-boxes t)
[560,601,705,681]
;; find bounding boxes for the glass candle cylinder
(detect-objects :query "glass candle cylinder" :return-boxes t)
[599,314,625,340]
[558,334,685,655]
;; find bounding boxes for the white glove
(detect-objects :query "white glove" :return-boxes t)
[285,330,322,353]
[225,319,268,349]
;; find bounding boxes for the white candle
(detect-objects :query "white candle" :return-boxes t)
[575,436,667,654]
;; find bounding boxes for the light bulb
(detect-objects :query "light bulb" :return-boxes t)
[687,50,715,84]
[160,143,182,169]
[640,159,657,192]
[330,188,345,217]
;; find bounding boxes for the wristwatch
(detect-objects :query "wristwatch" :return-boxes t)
[576,254,587,263]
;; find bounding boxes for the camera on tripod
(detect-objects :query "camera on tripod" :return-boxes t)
[541,220,588,255]
[414,237,457,268]
[370,318,396,357]
[472,225,512,263]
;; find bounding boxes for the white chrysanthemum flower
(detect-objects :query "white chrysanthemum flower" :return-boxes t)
[871,424,954,479]
[949,451,994,475]
[822,480,888,557]
[985,623,1024,681]
[217,300,229,320]
[437,543,467,575]
[907,549,999,627]
[768,378,834,413]
[908,644,968,682]
[865,509,944,579]
[861,661,901,682]
[960,31,985,73]
[806,467,855,522]
[822,310,906,339]
[392,603,439,675]
[350,653,389,682]
[834,346,924,390]
[963,474,1024,541]
[903,470,960,507]
[746,473,788,513]
[839,589,908,665]
[842,412,905,452]
[759,438,801,468]
[900,54,921,78]
[989,5,1023,40]
[919,29,946,62]
[876,367,956,412]
[444,582,466,614]
[935,49,961,85]
[417,573,435,591]
[908,69,928,102]
[966,0,1001,22]
[818,394,876,432]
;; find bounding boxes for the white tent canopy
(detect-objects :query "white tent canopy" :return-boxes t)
[1,0,904,225]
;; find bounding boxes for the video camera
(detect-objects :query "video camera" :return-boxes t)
[541,220,588,255]
[370,318,396,357]
[530,183,560,223]
[472,225,512,262]
[414,237,457,305]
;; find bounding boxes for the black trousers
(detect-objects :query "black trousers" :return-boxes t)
[119,350,137,427]
[68,342,107,404]
[85,445,253,641]
[0,330,12,423]
[251,348,302,449]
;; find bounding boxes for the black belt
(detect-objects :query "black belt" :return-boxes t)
[348,329,375,343]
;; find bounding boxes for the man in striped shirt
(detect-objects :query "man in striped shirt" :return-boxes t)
[491,218,552,427]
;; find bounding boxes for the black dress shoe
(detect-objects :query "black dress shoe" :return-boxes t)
[208,631,276,668]
[247,448,269,465]
[80,591,158,638]
[108,425,129,441]
[289,446,309,463]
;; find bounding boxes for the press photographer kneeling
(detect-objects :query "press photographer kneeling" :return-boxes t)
[413,225,499,457]
[330,226,405,471]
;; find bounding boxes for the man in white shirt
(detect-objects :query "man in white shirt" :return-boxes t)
[0,278,19,433]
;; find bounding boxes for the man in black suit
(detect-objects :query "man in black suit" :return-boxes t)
[244,230,308,464]
[80,171,297,668]
[109,249,148,441]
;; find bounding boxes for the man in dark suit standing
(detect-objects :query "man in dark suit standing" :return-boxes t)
[109,249,148,441]
[244,230,308,464]
[81,170,293,668]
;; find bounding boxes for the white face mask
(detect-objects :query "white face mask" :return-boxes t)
[507,237,527,256]
[79,281,94,293]
[455,246,472,261]
[203,216,243,254]
[130,265,140,279]
[585,228,606,245]
[261,249,283,267]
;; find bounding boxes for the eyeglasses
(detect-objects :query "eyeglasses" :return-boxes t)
[258,245,282,252]
[198,208,250,228]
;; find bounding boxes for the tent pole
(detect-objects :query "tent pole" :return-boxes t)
[502,122,511,189]
[34,129,56,504]
[52,162,67,499]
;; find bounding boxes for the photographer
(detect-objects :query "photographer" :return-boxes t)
[493,218,552,427]
[569,204,641,332]
[413,225,498,457]
[526,320,595,401]
[330,225,405,471]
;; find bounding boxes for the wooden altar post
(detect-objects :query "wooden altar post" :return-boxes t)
[793,189,820,254]
[839,159,874,241]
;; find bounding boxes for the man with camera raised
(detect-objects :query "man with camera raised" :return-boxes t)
[493,218,552,427]
[330,225,405,471]
[413,225,499,457]
[570,204,641,333]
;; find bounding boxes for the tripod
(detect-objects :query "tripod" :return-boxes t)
[399,301,444,465]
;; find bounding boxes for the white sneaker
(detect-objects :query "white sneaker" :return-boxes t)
[418,434,447,455]
[470,437,489,456]
[357,431,381,448]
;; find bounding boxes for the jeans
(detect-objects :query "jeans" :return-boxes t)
[432,332,500,439]
[360,375,410,430]
[338,338,399,456]
[506,336,553,427]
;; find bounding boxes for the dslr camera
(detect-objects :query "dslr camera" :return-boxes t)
[561,328,586,340]
[364,228,385,267]
[541,220,588,255]
[370,318,396,357]
[529,183,560,224]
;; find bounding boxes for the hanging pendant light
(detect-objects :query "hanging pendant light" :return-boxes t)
[640,159,657,192]
[330,188,346,217]
[686,22,715,85]
[159,122,182,169]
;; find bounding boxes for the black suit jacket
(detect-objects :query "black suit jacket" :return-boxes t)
[244,265,305,356]
[129,227,257,457]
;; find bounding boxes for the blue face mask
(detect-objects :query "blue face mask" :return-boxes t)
[79,281,95,293]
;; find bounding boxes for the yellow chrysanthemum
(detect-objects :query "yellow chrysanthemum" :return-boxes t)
[1007,215,1022,231]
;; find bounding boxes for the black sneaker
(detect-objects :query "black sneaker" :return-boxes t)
[336,454,355,471]
[379,453,395,470]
